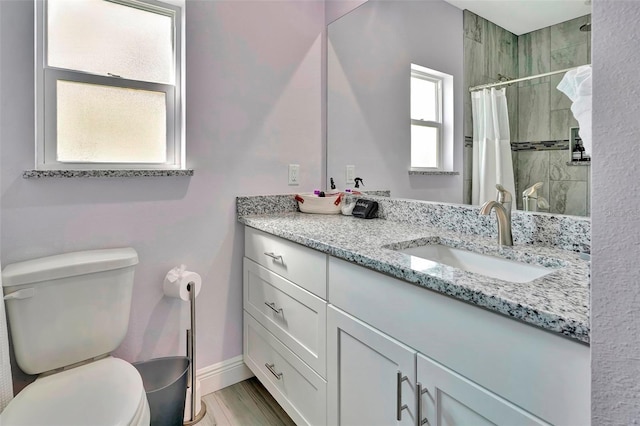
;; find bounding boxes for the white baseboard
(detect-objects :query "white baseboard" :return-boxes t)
[197,355,254,396]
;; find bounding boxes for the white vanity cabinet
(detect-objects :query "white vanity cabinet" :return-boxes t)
[243,227,328,425]
[326,305,551,426]
[242,226,590,426]
[327,257,590,426]
[416,353,550,426]
[327,306,416,426]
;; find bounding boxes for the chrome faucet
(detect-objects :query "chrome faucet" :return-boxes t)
[480,184,513,246]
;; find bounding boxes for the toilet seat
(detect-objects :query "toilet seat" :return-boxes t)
[1,357,150,426]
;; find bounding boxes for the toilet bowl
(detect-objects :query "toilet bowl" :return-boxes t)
[1,357,150,426]
[0,248,150,426]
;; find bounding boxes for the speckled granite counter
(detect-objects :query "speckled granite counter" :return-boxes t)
[238,197,590,344]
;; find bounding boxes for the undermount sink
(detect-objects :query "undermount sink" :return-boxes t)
[397,244,554,283]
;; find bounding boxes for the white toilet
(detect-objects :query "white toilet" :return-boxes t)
[0,248,150,426]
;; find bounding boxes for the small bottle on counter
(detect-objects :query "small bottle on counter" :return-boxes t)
[341,189,356,215]
[577,141,586,161]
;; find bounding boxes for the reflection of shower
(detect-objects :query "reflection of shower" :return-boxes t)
[522,182,549,212]
[470,88,516,206]
[579,23,591,32]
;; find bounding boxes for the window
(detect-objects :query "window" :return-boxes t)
[35,0,185,170]
[410,64,453,171]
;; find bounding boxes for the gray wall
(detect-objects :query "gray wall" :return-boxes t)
[518,15,590,143]
[0,0,324,380]
[463,10,519,140]
[327,0,464,202]
[515,150,590,215]
[514,15,591,217]
[592,0,640,423]
[463,10,518,204]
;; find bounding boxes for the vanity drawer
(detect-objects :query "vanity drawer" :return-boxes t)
[244,227,327,299]
[244,312,327,426]
[244,258,326,377]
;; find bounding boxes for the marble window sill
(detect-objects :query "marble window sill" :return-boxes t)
[408,170,460,175]
[23,169,194,179]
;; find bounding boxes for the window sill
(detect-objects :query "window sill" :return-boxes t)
[566,161,591,167]
[23,169,194,179]
[408,170,460,176]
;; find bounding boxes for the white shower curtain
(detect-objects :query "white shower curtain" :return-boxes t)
[471,88,516,206]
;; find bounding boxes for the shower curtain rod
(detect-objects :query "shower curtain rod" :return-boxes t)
[468,64,591,92]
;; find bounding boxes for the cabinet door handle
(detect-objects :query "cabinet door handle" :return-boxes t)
[417,382,429,425]
[264,301,283,314]
[397,371,409,421]
[265,363,283,380]
[264,252,283,262]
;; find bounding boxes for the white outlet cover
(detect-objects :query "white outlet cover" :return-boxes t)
[288,164,300,185]
[346,165,355,183]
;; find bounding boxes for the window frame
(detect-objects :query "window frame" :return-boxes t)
[35,0,185,170]
[410,68,444,171]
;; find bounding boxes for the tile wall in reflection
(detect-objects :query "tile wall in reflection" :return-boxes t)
[463,11,591,217]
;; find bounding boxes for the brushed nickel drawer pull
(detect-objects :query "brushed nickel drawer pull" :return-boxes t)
[264,301,283,314]
[417,381,429,425]
[397,371,409,421]
[264,252,283,262]
[265,363,283,380]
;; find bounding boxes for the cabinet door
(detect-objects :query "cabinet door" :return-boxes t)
[327,305,416,426]
[417,353,550,426]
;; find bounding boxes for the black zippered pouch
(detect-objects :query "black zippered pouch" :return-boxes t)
[352,199,378,219]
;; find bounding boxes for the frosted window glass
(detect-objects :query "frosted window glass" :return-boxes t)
[411,77,438,122]
[411,125,438,168]
[48,0,174,84]
[57,80,167,163]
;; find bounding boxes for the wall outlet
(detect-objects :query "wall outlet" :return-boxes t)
[345,165,355,185]
[288,164,300,185]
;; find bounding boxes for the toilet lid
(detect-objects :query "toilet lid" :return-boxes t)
[1,357,146,426]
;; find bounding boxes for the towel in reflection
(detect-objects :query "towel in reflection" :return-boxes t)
[557,65,592,158]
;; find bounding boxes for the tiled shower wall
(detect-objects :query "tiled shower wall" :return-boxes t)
[463,11,591,217]
[463,10,518,204]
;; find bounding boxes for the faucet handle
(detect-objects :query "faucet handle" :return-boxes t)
[495,184,512,204]
[523,182,543,198]
[496,185,513,214]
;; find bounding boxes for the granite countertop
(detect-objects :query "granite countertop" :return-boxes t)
[239,212,590,344]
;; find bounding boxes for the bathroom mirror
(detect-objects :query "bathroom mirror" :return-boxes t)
[327,0,592,217]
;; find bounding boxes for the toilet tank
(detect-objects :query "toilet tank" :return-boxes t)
[2,248,139,375]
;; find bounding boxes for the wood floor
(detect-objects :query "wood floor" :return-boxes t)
[198,377,296,426]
